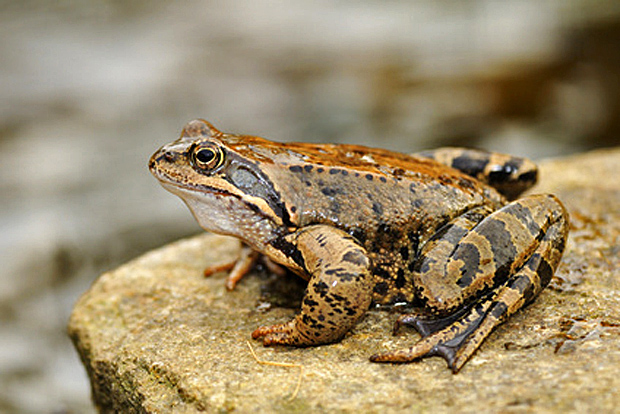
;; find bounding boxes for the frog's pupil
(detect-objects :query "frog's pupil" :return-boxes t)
[196,149,215,164]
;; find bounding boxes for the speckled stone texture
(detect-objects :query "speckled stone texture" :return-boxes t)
[69,148,620,413]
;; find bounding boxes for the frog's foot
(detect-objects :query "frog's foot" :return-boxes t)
[252,320,313,346]
[371,300,492,372]
[204,246,260,290]
[205,247,288,290]
[372,270,534,372]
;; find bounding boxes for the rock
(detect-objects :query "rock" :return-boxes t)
[69,148,620,413]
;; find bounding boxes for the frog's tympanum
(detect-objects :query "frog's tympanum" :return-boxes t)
[149,120,568,373]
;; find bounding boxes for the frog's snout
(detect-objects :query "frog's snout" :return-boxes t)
[149,145,180,172]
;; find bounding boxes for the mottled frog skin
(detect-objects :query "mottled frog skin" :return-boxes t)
[149,120,569,373]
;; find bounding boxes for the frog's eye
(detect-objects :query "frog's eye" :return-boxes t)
[192,144,225,171]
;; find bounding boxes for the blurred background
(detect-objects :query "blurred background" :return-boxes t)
[1,1,619,412]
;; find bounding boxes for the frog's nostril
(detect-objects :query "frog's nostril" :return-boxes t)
[149,149,177,170]
[162,150,176,163]
[155,148,177,163]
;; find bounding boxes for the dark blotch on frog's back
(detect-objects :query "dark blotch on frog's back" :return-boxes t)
[399,246,409,261]
[321,187,344,197]
[457,176,477,190]
[395,268,407,288]
[372,202,383,216]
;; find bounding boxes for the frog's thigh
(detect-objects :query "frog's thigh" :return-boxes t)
[252,225,373,346]
[415,194,566,314]
[373,194,568,372]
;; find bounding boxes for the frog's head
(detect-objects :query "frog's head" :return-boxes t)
[149,119,290,247]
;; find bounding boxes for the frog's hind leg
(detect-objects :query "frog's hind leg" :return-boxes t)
[417,148,538,200]
[371,194,568,373]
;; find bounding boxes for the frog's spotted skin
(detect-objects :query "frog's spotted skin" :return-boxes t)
[149,120,569,373]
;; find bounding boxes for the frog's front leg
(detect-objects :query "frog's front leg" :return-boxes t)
[204,245,286,290]
[371,194,568,372]
[252,225,373,346]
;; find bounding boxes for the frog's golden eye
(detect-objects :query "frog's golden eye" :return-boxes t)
[192,144,225,171]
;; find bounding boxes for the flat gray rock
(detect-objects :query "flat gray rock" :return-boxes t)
[69,148,620,413]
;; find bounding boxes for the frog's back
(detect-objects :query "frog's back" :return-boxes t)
[255,141,504,238]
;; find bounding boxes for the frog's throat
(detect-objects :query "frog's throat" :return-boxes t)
[160,182,282,249]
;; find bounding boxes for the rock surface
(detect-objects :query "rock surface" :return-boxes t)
[69,148,620,413]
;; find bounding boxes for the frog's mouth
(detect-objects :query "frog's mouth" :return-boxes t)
[157,178,233,201]
[150,159,285,243]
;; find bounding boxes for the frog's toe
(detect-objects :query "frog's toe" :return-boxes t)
[369,338,437,364]
[261,332,297,346]
[370,338,461,372]
[203,246,260,290]
[252,320,308,346]
[252,321,292,339]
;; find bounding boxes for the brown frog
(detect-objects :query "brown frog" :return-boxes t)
[149,119,569,373]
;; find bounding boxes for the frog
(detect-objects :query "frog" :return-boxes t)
[149,119,569,373]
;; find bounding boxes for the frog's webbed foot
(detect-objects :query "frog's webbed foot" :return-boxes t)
[253,225,373,347]
[371,301,491,372]
[204,245,286,291]
[393,305,471,337]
